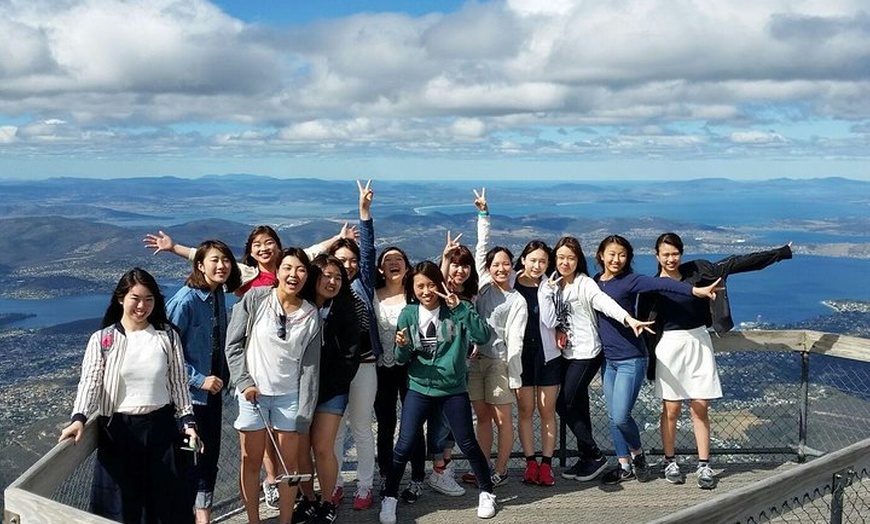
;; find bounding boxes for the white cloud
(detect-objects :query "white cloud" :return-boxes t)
[1,0,870,167]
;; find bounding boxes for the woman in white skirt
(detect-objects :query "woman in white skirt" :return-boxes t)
[640,233,792,490]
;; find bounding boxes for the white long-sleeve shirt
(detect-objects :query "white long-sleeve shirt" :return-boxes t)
[474,213,527,389]
[539,274,630,360]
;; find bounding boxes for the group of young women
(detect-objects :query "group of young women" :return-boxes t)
[59,180,792,524]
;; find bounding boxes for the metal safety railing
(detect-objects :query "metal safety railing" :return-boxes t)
[5,329,870,524]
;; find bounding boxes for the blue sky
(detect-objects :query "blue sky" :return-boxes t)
[1,0,869,181]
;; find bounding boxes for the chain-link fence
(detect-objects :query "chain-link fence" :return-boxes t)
[38,332,870,522]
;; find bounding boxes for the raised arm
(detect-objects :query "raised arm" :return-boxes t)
[143,230,195,262]
[473,188,490,286]
[305,222,359,260]
[357,179,377,297]
[440,231,463,282]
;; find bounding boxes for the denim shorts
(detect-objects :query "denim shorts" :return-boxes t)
[234,391,299,432]
[315,393,349,415]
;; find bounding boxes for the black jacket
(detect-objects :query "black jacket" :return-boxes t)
[318,294,363,403]
[638,244,792,378]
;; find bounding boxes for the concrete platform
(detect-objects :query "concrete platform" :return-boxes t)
[218,461,796,524]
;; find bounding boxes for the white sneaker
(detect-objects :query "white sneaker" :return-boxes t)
[477,491,497,519]
[262,479,279,510]
[428,470,466,496]
[379,496,398,524]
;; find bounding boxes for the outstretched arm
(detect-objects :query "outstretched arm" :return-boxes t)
[305,222,358,259]
[357,179,377,297]
[143,230,195,262]
[711,243,793,279]
[473,187,490,286]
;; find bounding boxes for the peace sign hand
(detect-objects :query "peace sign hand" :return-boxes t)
[435,282,460,309]
[442,230,463,258]
[472,187,488,213]
[545,272,563,289]
[357,179,373,219]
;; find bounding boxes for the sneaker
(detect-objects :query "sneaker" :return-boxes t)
[314,501,337,524]
[379,496,398,524]
[664,461,685,484]
[477,491,497,519]
[331,485,344,506]
[696,465,715,490]
[601,465,635,485]
[571,456,608,482]
[292,496,321,524]
[632,453,652,483]
[353,487,373,510]
[263,480,280,510]
[561,461,584,480]
[400,480,424,504]
[522,461,539,485]
[461,472,477,485]
[537,463,555,486]
[428,469,466,496]
[490,471,508,488]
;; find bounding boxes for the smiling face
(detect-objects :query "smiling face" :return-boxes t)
[276,254,308,298]
[488,250,512,286]
[600,242,629,278]
[249,232,279,271]
[656,242,683,274]
[333,246,359,281]
[379,249,408,285]
[198,247,232,289]
[413,273,441,310]
[447,261,471,287]
[522,248,549,280]
[316,262,343,303]
[555,246,578,278]
[120,283,155,329]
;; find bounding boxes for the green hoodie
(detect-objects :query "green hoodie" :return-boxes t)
[394,300,491,397]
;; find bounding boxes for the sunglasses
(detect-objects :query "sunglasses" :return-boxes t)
[277,313,287,340]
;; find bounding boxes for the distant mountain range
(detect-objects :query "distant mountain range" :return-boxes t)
[1,175,868,298]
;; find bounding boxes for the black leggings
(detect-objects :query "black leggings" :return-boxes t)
[556,355,603,460]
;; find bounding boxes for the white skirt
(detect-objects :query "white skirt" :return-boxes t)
[654,326,723,401]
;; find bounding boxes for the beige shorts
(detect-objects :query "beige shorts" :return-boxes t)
[467,355,513,405]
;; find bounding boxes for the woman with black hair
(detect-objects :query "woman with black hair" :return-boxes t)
[60,268,198,524]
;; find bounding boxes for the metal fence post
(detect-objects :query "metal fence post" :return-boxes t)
[797,350,810,464]
[830,468,853,524]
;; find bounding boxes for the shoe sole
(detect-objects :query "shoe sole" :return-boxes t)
[572,462,609,482]
[428,484,466,497]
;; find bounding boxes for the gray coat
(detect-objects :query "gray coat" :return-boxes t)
[225,287,322,434]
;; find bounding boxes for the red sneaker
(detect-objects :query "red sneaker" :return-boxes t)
[522,461,539,485]
[331,485,344,505]
[538,463,556,486]
[353,487,373,510]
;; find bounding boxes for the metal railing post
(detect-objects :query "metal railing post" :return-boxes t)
[797,350,810,463]
[830,468,853,524]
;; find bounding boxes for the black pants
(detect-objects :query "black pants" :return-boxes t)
[91,405,194,524]
[374,364,425,481]
[189,393,222,508]
[556,355,604,460]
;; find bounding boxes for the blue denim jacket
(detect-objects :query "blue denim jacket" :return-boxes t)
[166,285,228,405]
[354,217,382,357]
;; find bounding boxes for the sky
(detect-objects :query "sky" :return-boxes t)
[1,0,870,181]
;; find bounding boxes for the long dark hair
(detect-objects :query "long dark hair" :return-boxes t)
[445,245,478,300]
[515,239,555,276]
[404,260,447,305]
[553,236,589,277]
[654,232,684,274]
[243,225,282,268]
[102,268,169,329]
[328,238,361,281]
[376,246,412,289]
[595,234,635,275]
[186,239,242,292]
[308,254,359,351]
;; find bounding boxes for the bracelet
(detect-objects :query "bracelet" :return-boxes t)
[478,211,489,217]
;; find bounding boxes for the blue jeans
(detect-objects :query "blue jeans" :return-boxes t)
[602,357,647,459]
[385,390,493,496]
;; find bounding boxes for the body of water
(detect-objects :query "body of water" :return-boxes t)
[0,256,866,330]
